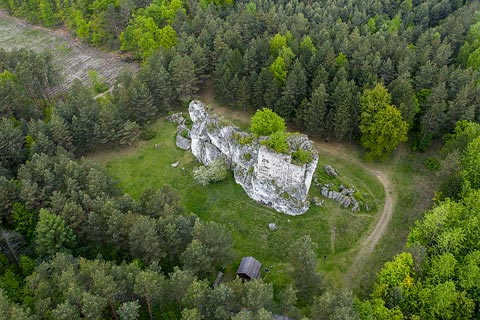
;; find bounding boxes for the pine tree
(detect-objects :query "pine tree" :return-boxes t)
[170,54,198,102]
[331,79,359,141]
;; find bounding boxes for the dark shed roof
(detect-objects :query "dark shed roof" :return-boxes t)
[237,256,261,280]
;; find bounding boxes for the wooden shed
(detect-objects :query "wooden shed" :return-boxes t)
[237,256,261,281]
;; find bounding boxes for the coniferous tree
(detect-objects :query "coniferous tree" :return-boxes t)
[35,209,76,258]
[299,84,329,136]
[331,79,359,141]
[170,54,198,103]
[288,235,322,301]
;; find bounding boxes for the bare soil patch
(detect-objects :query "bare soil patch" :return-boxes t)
[0,11,137,95]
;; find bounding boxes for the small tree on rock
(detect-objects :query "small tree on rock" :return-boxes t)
[250,108,286,136]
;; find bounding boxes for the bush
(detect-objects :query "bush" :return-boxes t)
[250,108,286,136]
[140,126,157,140]
[267,131,289,153]
[292,148,313,165]
[179,128,189,138]
[233,132,254,145]
[424,157,440,172]
[88,70,109,94]
[193,159,229,186]
[239,135,254,145]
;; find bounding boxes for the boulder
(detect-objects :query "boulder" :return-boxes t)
[352,201,360,212]
[268,223,277,230]
[166,112,186,125]
[324,165,338,177]
[312,197,323,206]
[319,179,362,212]
[176,135,191,150]
[176,125,191,150]
[321,187,329,197]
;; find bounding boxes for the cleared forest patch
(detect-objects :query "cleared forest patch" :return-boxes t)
[0,11,136,94]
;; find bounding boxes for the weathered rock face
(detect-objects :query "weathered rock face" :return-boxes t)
[176,125,191,150]
[188,100,318,215]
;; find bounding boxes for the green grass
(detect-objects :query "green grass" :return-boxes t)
[88,117,385,291]
[350,146,441,298]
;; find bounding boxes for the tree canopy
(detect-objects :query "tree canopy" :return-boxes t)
[250,108,286,137]
[360,84,408,160]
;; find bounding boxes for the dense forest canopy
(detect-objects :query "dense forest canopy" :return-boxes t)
[2,0,480,156]
[1,0,480,318]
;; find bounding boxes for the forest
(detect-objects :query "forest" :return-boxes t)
[1,0,480,318]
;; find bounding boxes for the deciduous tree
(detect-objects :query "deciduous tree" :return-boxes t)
[250,108,285,136]
[360,84,408,160]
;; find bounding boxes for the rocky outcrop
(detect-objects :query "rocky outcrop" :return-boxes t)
[324,165,338,177]
[187,100,318,215]
[176,125,191,150]
[166,112,186,125]
[320,183,360,212]
[167,113,192,150]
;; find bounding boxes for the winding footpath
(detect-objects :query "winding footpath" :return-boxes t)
[311,140,396,287]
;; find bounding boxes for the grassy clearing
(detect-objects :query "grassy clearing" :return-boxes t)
[87,117,384,291]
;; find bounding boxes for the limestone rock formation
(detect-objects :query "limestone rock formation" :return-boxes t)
[321,183,360,212]
[166,112,186,125]
[176,125,191,150]
[167,113,192,150]
[187,100,318,215]
[324,165,338,177]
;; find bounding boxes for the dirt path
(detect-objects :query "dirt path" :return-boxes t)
[311,140,396,287]
[342,170,395,286]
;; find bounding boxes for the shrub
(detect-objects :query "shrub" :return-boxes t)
[250,108,286,136]
[243,153,252,161]
[179,128,189,138]
[193,159,229,186]
[233,132,254,145]
[140,126,157,140]
[88,70,109,94]
[239,135,254,145]
[292,148,313,165]
[267,131,289,153]
[424,157,440,172]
